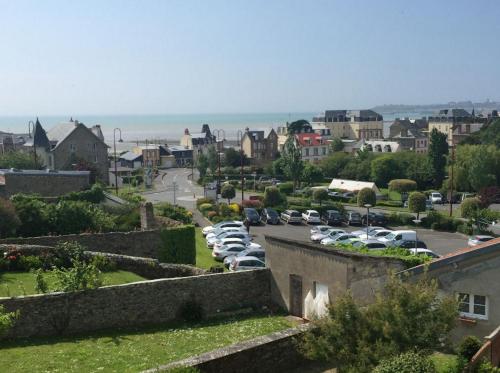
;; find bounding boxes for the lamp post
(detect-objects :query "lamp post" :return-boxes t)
[237,129,244,201]
[412,219,421,252]
[364,204,372,238]
[213,129,225,201]
[113,128,123,194]
[448,144,455,217]
[28,120,37,166]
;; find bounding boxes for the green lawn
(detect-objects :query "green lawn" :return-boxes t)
[0,313,292,373]
[195,227,223,270]
[0,270,145,298]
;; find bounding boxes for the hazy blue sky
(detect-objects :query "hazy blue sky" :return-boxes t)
[1,0,499,115]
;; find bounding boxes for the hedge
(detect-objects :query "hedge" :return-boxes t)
[159,225,196,264]
[388,179,417,193]
[377,200,404,208]
[278,182,294,195]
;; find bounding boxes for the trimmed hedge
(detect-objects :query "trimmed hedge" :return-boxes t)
[388,179,418,193]
[377,200,404,208]
[278,182,294,195]
[159,225,196,265]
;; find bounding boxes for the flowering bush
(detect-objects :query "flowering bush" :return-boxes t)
[241,199,263,209]
[199,203,214,213]
[207,211,218,219]
[229,203,240,214]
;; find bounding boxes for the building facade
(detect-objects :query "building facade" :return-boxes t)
[428,109,486,146]
[180,124,217,161]
[295,133,329,163]
[313,110,384,140]
[241,127,278,164]
[389,118,428,153]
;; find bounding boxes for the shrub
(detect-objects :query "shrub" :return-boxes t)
[34,269,49,294]
[374,351,436,373]
[91,255,117,272]
[61,184,105,204]
[241,199,263,209]
[17,255,43,271]
[287,197,311,207]
[196,197,214,207]
[53,242,86,268]
[0,305,18,337]
[477,360,500,373]
[357,188,376,207]
[229,203,240,214]
[198,203,214,213]
[388,212,417,226]
[221,184,236,203]
[51,259,103,292]
[388,179,418,194]
[178,299,204,322]
[207,211,218,219]
[461,198,481,219]
[278,182,294,195]
[112,205,141,231]
[208,265,224,273]
[263,186,286,207]
[159,225,196,264]
[377,200,404,207]
[457,335,482,361]
[313,189,329,205]
[0,198,21,238]
[218,203,233,217]
[457,222,474,236]
[408,191,427,218]
[156,202,193,224]
[10,194,49,237]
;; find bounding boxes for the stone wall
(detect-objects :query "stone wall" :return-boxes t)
[0,230,162,259]
[144,324,313,373]
[0,269,271,339]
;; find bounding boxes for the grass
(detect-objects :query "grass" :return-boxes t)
[0,270,145,298]
[430,352,459,372]
[380,188,402,201]
[0,313,293,373]
[195,227,223,270]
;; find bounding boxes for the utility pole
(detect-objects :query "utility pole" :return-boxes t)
[213,129,225,203]
[237,129,244,201]
[113,128,123,194]
[449,144,455,217]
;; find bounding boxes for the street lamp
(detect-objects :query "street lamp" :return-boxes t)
[237,129,244,201]
[364,204,372,238]
[213,129,226,201]
[28,120,37,167]
[412,218,421,252]
[113,128,123,194]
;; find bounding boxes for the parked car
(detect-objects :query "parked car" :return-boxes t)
[244,208,261,225]
[310,225,335,235]
[361,212,388,226]
[207,231,251,248]
[202,220,243,236]
[342,192,355,200]
[379,230,417,246]
[213,237,261,251]
[426,200,434,210]
[229,256,266,271]
[311,229,345,243]
[407,248,440,258]
[321,233,358,246]
[351,239,388,250]
[328,191,342,198]
[281,209,302,224]
[351,226,386,237]
[205,226,246,240]
[321,210,344,226]
[430,192,443,204]
[356,229,393,240]
[393,239,428,250]
[223,248,265,268]
[302,210,321,224]
[212,243,248,261]
[468,235,495,247]
[346,211,362,226]
[260,208,280,225]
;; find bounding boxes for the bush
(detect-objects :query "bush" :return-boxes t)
[388,179,418,193]
[313,189,329,205]
[207,211,218,219]
[218,203,233,217]
[241,199,263,209]
[457,222,474,236]
[287,197,311,207]
[357,188,376,207]
[278,182,294,195]
[477,360,500,373]
[51,259,103,292]
[377,200,404,207]
[10,194,49,237]
[156,202,193,224]
[91,255,117,272]
[263,186,287,207]
[457,335,482,361]
[199,203,214,213]
[374,351,436,373]
[196,197,214,207]
[52,242,86,268]
[0,198,20,238]
[112,205,141,231]
[0,305,18,337]
[229,203,240,214]
[461,198,482,219]
[61,184,105,204]
[221,184,236,202]
[17,255,43,271]
[178,299,204,322]
[408,191,427,217]
[388,212,417,226]
[159,225,196,264]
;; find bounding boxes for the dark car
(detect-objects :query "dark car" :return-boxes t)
[346,211,362,226]
[321,210,344,226]
[342,192,355,200]
[361,212,388,226]
[394,239,428,249]
[243,208,261,225]
[261,208,280,225]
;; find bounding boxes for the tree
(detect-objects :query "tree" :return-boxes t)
[282,136,303,192]
[0,305,18,337]
[196,153,209,178]
[0,198,20,238]
[221,184,235,203]
[301,275,457,373]
[408,191,426,219]
[319,152,350,178]
[468,145,498,192]
[302,163,324,185]
[10,194,50,237]
[272,157,287,178]
[263,186,286,207]
[287,119,310,134]
[357,187,376,207]
[461,197,481,219]
[371,155,401,187]
[207,145,218,174]
[428,129,449,188]
[388,179,417,194]
[223,148,248,168]
[313,189,329,206]
[330,138,344,152]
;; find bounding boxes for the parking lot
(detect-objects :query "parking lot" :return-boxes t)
[246,220,469,257]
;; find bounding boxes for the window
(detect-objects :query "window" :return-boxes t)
[69,143,76,152]
[313,148,318,156]
[305,148,309,156]
[458,293,488,319]
[322,147,326,155]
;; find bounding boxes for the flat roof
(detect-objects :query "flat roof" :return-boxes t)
[0,169,90,176]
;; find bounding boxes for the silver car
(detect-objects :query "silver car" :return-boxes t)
[207,231,250,248]
[229,256,266,271]
[468,235,495,247]
[212,243,248,261]
[311,229,346,243]
[224,248,265,268]
[351,239,388,250]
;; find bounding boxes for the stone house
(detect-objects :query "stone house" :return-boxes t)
[389,118,429,153]
[25,118,109,183]
[180,124,217,161]
[313,109,384,140]
[428,108,486,146]
[241,128,278,165]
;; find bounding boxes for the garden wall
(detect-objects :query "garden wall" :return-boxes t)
[144,324,313,373]
[0,269,271,339]
[0,230,162,259]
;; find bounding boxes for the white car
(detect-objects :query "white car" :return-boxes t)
[229,256,266,271]
[211,233,252,249]
[207,231,251,248]
[202,221,243,236]
[351,226,385,237]
[407,248,440,258]
[321,233,358,246]
[213,238,261,251]
[310,225,333,236]
[205,226,246,240]
[468,235,495,247]
[430,192,443,204]
[356,229,393,241]
[223,248,265,268]
[311,229,346,243]
[302,210,321,224]
[212,243,248,261]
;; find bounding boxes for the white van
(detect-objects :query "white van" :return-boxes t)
[379,230,417,245]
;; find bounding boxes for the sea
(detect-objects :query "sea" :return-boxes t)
[0,111,429,150]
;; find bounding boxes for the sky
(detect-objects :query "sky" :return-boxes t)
[0,0,499,115]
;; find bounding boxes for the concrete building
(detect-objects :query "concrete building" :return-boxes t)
[428,109,486,146]
[241,128,278,165]
[389,118,429,153]
[294,133,329,164]
[165,145,193,167]
[313,110,384,140]
[180,124,217,161]
[119,151,143,169]
[24,119,109,183]
[0,169,90,198]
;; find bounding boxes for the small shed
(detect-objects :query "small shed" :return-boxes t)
[328,178,379,193]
